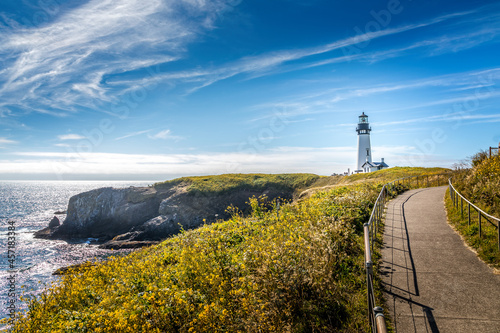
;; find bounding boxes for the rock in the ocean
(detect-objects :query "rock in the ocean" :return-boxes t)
[33,216,60,239]
[56,186,160,239]
[49,216,60,228]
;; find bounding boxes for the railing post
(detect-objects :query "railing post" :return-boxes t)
[365,259,373,328]
[498,221,500,251]
[468,203,471,226]
[371,222,374,254]
[374,307,387,333]
[460,197,463,218]
[478,211,482,238]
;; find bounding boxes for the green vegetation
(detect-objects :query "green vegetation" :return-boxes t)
[302,167,449,198]
[340,166,448,184]
[5,167,447,332]
[446,152,500,268]
[445,192,500,268]
[452,152,500,217]
[154,173,321,196]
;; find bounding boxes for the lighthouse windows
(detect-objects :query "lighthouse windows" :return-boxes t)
[359,129,369,134]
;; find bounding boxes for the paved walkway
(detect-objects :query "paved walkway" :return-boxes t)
[381,186,500,333]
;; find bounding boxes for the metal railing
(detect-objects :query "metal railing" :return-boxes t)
[448,179,500,251]
[364,173,449,333]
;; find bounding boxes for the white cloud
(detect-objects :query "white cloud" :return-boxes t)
[0,2,492,117]
[2,145,436,179]
[58,134,86,140]
[96,8,482,95]
[0,137,17,147]
[0,0,238,114]
[149,129,173,140]
[148,129,183,140]
[115,130,152,141]
[248,67,500,123]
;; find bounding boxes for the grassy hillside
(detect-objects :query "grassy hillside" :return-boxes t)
[301,167,449,198]
[451,153,500,217]
[4,167,448,332]
[154,173,321,196]
[445,153,500,268]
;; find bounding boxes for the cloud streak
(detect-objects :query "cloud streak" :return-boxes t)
[58,134,86,141]
[0,137,17,148]
[0,3,495,117]
[247,67,500,123]
[148,129,183,140]
[0,0,238,115]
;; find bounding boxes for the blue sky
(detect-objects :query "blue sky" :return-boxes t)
[0,0,499,180]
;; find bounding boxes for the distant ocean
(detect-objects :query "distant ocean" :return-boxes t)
[0,180,153,321]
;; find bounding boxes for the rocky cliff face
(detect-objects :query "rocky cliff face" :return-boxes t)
[35,182,293,248]
[62,186,160,238]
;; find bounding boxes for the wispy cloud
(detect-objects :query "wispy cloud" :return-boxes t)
[0,137,17,148]
[115,129,183,141]
[148,129,180,140]
[58,134,86,140]
[248,67,500,122]
[0,2,496,119]
[108,8,482,95]
[375,113,500,127]
[115,130,152,141]
[0,0,238,115]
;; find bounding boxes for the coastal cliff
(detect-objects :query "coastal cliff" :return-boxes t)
[35,174,320,248]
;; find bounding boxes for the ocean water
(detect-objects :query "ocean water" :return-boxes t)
[0,180,153,321]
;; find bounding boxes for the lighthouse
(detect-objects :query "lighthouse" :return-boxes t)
[356,112,372,172]
[355,112,389,173]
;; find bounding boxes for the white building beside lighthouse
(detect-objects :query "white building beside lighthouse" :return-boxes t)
[355,112,388,173]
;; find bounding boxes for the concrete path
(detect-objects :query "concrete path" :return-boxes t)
[381,186,500,333]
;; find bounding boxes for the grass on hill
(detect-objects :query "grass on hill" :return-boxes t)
[445,191,500,269]
[154,173,321,196]
[301,167,450,198]
[451,153,500,217]
[341,167,448,184]
[4,167,449,332]
[445,152,500,268]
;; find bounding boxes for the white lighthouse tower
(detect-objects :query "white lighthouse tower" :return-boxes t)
[356,112,372,172]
